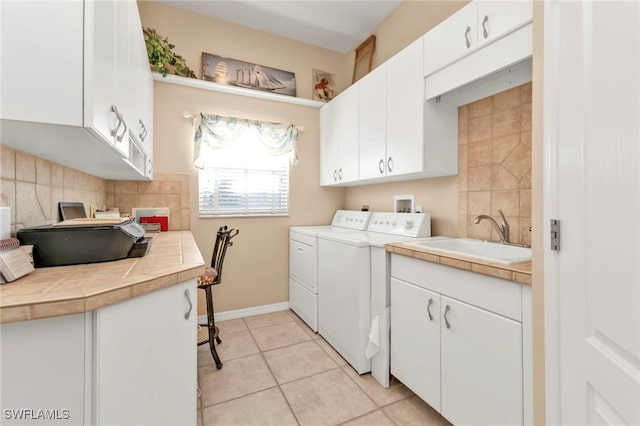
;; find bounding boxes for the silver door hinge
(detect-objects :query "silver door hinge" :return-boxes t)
[550,219,560,251]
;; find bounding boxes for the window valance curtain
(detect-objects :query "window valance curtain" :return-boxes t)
[193,114,299,169]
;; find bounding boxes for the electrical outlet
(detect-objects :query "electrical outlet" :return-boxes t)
[0,207,10,239]
[415,205,424,213]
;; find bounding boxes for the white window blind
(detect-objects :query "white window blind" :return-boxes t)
[198,132,289,217]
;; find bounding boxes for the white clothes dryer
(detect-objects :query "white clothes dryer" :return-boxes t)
[288,210,372,332]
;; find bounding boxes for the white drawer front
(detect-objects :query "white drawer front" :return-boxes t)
[289,277,318,332]
[289,238,317,291]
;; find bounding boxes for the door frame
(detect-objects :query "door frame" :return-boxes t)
[542,1,561,424]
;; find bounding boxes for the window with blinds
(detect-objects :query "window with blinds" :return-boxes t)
[198,132,289,217]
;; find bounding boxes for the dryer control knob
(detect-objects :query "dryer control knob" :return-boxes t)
[405,221,414,230]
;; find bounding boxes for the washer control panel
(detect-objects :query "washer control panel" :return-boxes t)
[367,212,431,237]
[331,210,373,230]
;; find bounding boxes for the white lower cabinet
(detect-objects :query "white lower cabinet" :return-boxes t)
[391,255,530,426]
[0,280,197,425]
[94,280,197,425]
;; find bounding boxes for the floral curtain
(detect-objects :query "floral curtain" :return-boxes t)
[193,114,299,169]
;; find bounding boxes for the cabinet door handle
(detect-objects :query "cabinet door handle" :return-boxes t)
[338,168,343,180]
[464,26,472,48]
[387,157,394,172]
[444,304,451,329]
[427,298,434,321]
[116,113,128,142]
[110,105,122,137]
[139,119,147,141]
[482,15,489,39]
[333,169,338,181]
[184,288,193,320]
[378,159,385,174]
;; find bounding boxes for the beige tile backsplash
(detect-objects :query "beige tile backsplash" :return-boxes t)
[0,146,191,235]
[459,83,532,246]
[0,145,107,235]
[106,173,191,231]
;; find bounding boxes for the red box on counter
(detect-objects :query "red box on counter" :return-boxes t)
[140,216,168,231]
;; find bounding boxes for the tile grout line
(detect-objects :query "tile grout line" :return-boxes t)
[247,317,302,426]
[199,311,419,425]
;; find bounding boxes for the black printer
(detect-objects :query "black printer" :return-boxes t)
[17,219,152,268]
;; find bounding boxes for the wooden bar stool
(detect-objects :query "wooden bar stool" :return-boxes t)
[197,226,239,369]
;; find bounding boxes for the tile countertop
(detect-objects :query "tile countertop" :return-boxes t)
[0,231,205,324]
[385,241,532,286]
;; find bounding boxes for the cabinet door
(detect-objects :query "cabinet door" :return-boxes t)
[441,296,523,426]
[358,64,387,180]
[1,314,88,425]
[477,0,533,47]
[319,102,339,185]
[94,281,197,425]
[390,278,441,411]
[423,1,478,76]
[85,0,119,146]
[336,84,359,183]
[128,1,154,177]
[0,1,83,126]
[386,37,424,177]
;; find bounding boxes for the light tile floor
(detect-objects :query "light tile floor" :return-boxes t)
[197,310,452,426]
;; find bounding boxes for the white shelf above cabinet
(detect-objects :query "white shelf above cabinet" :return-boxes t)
[152,73,326,108]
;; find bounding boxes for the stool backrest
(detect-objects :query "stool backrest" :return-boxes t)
[211,226,239,284]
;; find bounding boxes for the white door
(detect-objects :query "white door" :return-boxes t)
[337,84,360,183]
[386,37,425,177]
[476,0,533,48]
[85,0,119,146]
[544,2,640,425]
[358,64,387,180]
[390,278,441,411]
[319,102,339,185]
[94,281,197,425]
[423,1,477,76]
[440,296,523,426]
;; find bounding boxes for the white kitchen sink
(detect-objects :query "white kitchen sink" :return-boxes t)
[405,238,531,265]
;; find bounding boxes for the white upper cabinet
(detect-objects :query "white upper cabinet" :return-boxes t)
[424,2,478,77]
[386,37,427,177]
[424,0,532,78]
[319,84,359,185]
[358,65,387,180]
[322,36,457,187]
[1,0,153,180]
[423,0,533,102]
[476,0,533,47]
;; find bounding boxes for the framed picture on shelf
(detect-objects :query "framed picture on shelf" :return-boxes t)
[202,52,297,97]
[312,69,336,102]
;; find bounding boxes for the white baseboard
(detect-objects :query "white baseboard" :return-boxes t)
[198,301,290,324]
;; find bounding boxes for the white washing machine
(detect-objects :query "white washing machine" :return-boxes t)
[289,210,372,332]
[317,212,431,387]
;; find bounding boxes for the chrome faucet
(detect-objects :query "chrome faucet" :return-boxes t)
[474,210,510,244]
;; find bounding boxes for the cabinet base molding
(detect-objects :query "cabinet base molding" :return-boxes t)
[204,301,291,322]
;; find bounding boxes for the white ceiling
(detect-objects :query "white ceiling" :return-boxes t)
[155,1,402,53]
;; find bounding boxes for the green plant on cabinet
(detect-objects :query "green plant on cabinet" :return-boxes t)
[143,27,196,78]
